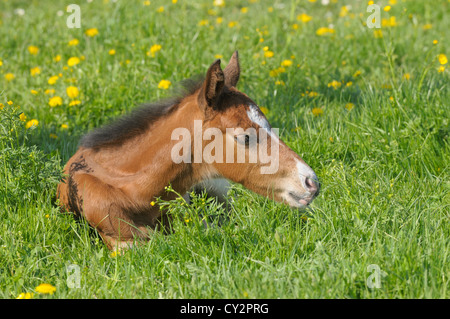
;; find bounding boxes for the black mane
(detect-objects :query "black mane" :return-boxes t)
[80,76,204,149]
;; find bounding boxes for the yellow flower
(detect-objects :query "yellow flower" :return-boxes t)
[438,66,445,73]
[281,59,293,67]
[228,21,237,28]
[69,100,81,106]
[213,0,225,7]
[67,57,81,67]
[0,57,3,67]
[66,86,79,98]
[339,6,350,17]
[45,88,56,95]
[269,67,286,77]
[275,80,285,86]
[307,91,319,98]
[5,73,15,81]
[156,6,164,13]
[345,103,354,111]
[31,89,38,95]
[384,6,391,12]
[328,80,342,89]
[16,292,34,299]
[403,73,411,80]
[28,45,39,55]
[108,49,116,55]
[438,54,448,65]
[143,0,151,5]
[48,75,59,85]
[68,39,79,46]
[240,7,248,14]
[158,79,171,89]
[147,44,162,57]
[150,201,156,206]
[49,133,58,139]
[26,119,39,129]
[216,17,223,24]
[381,16,397,27]
[7,101,13,105]
[35,283,56,295]
[423,24,432,30]
[312,107,324,116]
[85,28,99,37]
[297,13,312,23]
[264,50,274,58]
[61,124,69,129]
[49,96,63,107]
[353,70,362,77]
[198,19,209,26]
[53,55,61,62]
[30,66,41,76]
[373,30,383,38]
[19,113,27,122]
[260,106,269,115]
[316,27,335,36]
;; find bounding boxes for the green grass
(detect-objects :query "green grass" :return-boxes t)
[0,0,449,299]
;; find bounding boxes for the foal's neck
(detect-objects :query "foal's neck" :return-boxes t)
[91,94,215,202]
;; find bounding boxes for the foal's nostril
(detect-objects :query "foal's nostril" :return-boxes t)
[305,177,320,195]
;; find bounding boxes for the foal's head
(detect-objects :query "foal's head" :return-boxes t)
[187,52,320,209]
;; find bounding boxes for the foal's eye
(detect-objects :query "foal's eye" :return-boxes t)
[235,134,252,146]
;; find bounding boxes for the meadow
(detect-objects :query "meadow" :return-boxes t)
[0,0,448,299]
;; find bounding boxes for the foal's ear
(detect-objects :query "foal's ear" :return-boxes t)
[200,59,225,108]
[224,50,240,87]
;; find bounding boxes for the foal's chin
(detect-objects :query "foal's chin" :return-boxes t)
[280,193,316,211]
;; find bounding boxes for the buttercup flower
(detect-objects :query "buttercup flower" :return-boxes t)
[328,80,342,89]
[213,0,225,7]
[5,73,15,81]
[260,106,269,115]
[438,54,448,65]
[68,39,79,46]
[35,283,56,295]
[26,119,39,129]
[48,75,59,85]
[85,28,99,37]
[69,100,81,106]
[67,57,81,67]
[66,86,79,99]
[28,45,39,55]
[158,80,171,89]
[281,60,293,67]
[312,107,324,116]
[30,67,41,76]
[345,103,354,111]
[49,96,63,107]
[297,13,312,23]
[147,44,162,57]
[316,27,335,36]
[16,292,34,299]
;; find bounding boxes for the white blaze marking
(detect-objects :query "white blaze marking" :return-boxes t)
[246,104,280,144]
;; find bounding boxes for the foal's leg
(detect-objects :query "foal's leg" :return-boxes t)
[69,173,147,250]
